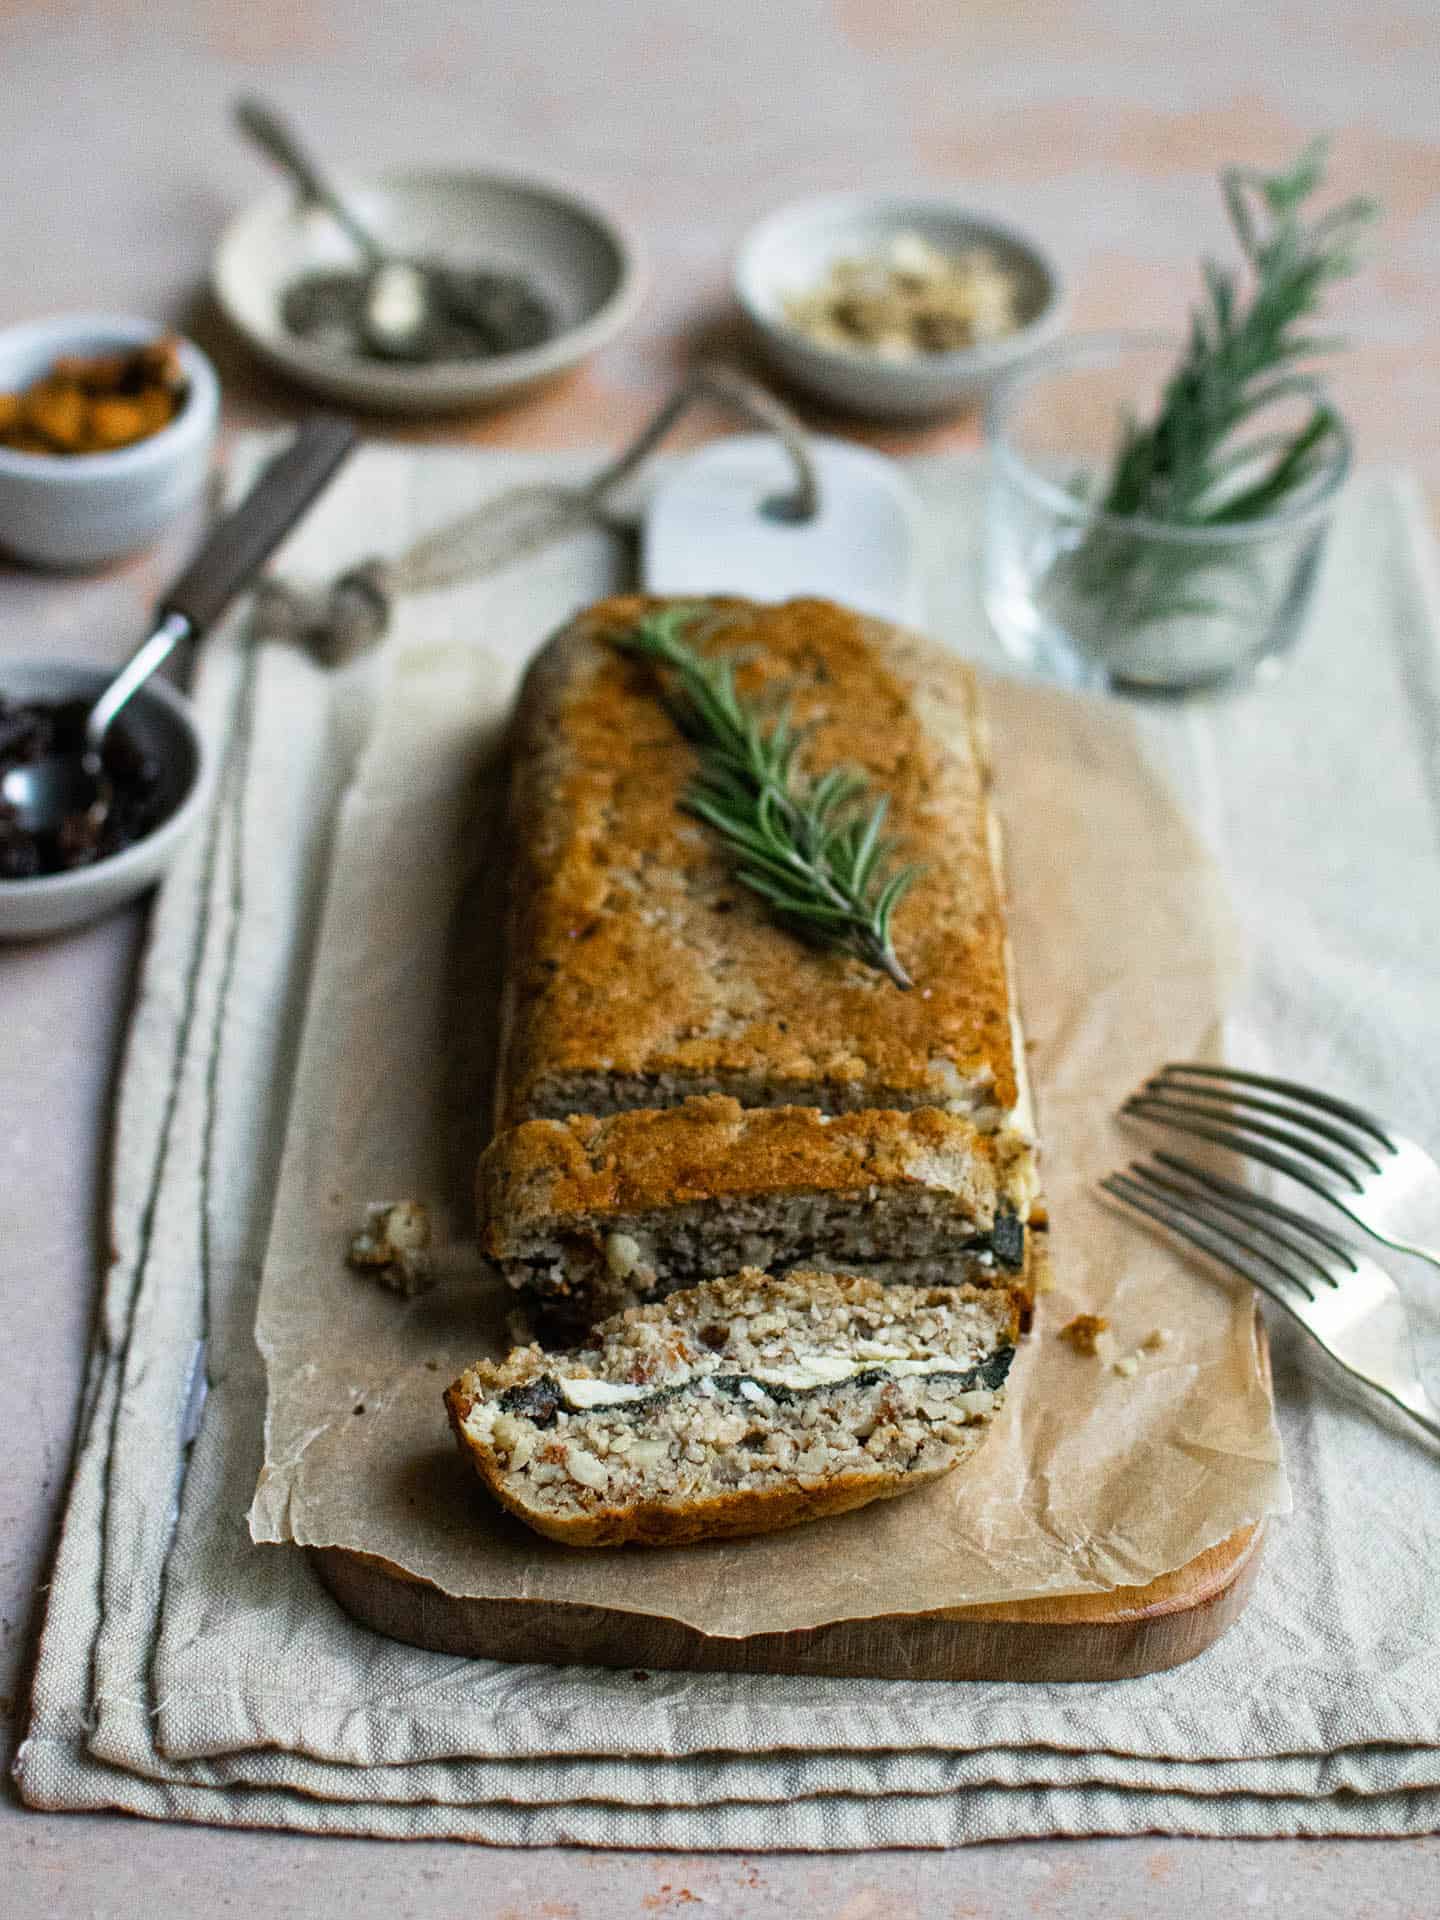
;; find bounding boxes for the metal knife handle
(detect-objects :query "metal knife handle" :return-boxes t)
[160,417,357,636]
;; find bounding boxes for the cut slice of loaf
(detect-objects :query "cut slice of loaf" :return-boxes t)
[479,1096,1041,1334]
[445,1270,1019,1548]
[494,594,1034,1139]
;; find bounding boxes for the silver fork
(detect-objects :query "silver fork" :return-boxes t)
[1101,1154,1440,1442]
[1122,1063,1440,1276]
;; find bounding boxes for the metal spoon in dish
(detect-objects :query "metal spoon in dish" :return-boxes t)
[1,417,355,840]
[234,95,439,361]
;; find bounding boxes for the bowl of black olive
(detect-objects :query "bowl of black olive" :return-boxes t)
[0,661,208,939]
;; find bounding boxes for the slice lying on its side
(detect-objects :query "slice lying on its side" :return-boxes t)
[445,1270,1019,1548]
[479,1096,1041,1334]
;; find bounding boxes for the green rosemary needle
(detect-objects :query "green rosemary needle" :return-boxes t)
[611,605,921,989]
[1052,138,1379,637]
[1098,138,1377,530]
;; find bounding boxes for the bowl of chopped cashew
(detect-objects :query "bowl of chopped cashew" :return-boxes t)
[735,192,1067,424]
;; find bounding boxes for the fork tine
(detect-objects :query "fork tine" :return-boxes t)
[1100,1174,1300,1307]
[1120,1164,1320,1300]
[1129,1160,1340,1289]
[1105,1173,1440,1446]
[1144,1078,1388,1174]
[1158,1063,1397,1151]
[1123,1095,1368,1192]
[1150,1150,1359,1266]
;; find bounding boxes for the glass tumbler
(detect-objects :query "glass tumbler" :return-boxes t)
[983,332,1350,696]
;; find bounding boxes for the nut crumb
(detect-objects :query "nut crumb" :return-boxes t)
[1059,1312,1110,1356]
[782,231,1021,359]
[506,1306,540,1348]
[1112,1354,1140,1379]
[346,1200,435,1295]
[1141,1327,1171,1352]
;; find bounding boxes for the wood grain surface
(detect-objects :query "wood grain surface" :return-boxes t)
[313,1522,1265,1682]
[314,1311,1274,1685]
[313,1222,1275,1685]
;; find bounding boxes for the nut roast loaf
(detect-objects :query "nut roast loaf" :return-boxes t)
[447,595,1043,1545]
[480,594,1042,1330]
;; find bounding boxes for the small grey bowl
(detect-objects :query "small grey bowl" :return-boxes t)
[213,168,643,415]
[734,192,1067,424]
[0,660,209,940]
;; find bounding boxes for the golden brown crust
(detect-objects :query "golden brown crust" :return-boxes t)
[495,595,1020,1126]
[477,1095,1039,1250]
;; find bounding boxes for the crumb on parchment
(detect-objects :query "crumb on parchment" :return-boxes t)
[1058,1312,1110,1356]
[1061,1317,1168,1377]
[346,1200,435,1296]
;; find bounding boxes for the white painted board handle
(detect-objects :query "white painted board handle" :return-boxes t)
[642,434,924,627]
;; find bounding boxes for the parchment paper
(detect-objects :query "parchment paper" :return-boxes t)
[249,631,1287,1636]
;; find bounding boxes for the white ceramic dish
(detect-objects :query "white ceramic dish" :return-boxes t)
[0,660,209,939]
[734,192,1067,424]
[213,168,643,414]
[0,315,219,569]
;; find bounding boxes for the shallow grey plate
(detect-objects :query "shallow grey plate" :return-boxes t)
[213,167,643,414]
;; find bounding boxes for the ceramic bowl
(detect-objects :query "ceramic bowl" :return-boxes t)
[0,315,219,569]
[213,168,643,414]
[0,659,209,940]
[734,192,1067,424]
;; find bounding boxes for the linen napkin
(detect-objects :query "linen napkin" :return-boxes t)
[16,445,1440,1846]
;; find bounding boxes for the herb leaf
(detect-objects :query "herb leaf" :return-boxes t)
[1101,140,1377,531]
[611,606,921,989]
[1049,140,1379,643]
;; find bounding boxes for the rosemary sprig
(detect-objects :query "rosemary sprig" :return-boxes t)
[1101,139,1376,528]
[611,605,921,989]
[1051,139,1379,639]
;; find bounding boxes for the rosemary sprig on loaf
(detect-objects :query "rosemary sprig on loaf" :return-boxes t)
[612,605,920,989]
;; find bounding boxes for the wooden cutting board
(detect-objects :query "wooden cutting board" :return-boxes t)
[314,1317,1270,1684]
[248,515,1278,1683]
[309,1213,1274,1687]
[312,1520,1264,1683]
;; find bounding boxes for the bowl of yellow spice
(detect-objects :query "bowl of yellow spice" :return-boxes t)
[0,315,219,569]
[735,193,1066,424]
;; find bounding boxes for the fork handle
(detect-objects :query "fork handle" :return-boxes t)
[1302,1336,1440,1445]
[1387,1381,1440,1443]
[1387,1237,1440,1280]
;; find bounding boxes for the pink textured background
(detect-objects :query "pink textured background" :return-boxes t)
[1,2,1437,1912]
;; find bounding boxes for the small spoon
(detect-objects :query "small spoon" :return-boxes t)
[234,95,439,362]
[1,417,356,839]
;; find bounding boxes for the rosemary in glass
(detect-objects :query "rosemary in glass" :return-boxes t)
[1046,139,1378,637]
[611,606,921,989]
